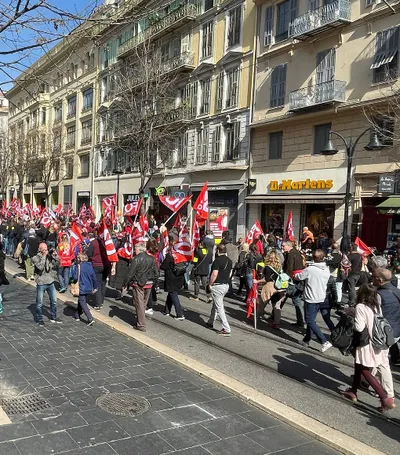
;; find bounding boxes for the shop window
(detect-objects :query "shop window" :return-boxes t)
[269,132,283,159]
[314,123,331,154]
[261,204,284,234]
[374,115,395,147]
[304,204,335,239]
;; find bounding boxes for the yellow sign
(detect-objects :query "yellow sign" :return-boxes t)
[270,179,333,191]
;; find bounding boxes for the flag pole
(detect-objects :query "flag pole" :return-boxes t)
[162,210,179,227]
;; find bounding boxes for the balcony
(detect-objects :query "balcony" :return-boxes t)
[80,137,92,146]
[154,106,192,127]
[117,4,197,57]
[161,52,195,74]
[289,79,346,111]
[66,140,76,150]
[288,0,350,40]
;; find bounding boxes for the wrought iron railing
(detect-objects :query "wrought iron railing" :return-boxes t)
[289,0,350,38]
[289,80,346,110]
[161,52,194,73]
[118,3,197,56]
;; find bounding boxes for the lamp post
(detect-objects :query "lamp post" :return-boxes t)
[113,158,123,216]
[322,128,383,253]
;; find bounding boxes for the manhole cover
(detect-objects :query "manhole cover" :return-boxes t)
[0,393,52,415]
[96,393,151,417]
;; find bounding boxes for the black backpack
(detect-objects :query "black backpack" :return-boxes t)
[331,313,355,356]
[173,262,187,277]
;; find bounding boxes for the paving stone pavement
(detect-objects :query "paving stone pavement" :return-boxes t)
[0,276,345,454]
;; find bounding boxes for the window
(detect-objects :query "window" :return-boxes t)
[216,72,224,110]
[228,6,241,47]
[269,132,283,159]
[205,0,214,11]
[190,82,198,118]
[371,26,399,83]
[81,119,92,145]
[80,154,89,177]
[316,48,336,84]
[226,121,241,161]
[374,115,395,146]
[202,22,213,58]
[63,185,72,210]
[365,0,375,6]
[200,78,211,114]
[276,0,297,43]
[264,5,274,46]
[309,0,318,10]
[212,125,221,162]
[101,76,108,103]
[270,64,287,108]
[66,125,76,149]
[177,132,188,166]
[41,108,46,125]
[82,88,93,112]
[226,67,239,108]
[65,159,73,179]
[54,104,62,122]
[314,123,331,154]
[67,96,77,118]
[196,127,209,164]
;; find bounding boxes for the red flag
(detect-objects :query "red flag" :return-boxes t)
[246,271,258,318]
[97,218,118,262]
[139,213,149,232]
[173,213,182,229]
[54,203,65,216]
[246,220,264,244]
[285,211,295,242]
[192,217,201,249]
[173,226,193,262]
[162,228,170,258]
[118,226,133,259]
[101,194,116,210]
[40,210,52,228]
[124,198,143,217]
[354,237,372,256]
[159,195,191,212]
[193,182,208,220]
[66,202,73,219]
[69,221,83,252]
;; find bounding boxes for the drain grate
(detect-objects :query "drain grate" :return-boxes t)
[96,393,151,417]
[0,393,52,415]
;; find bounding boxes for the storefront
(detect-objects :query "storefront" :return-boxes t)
[77,191,90,212]
[247,169,347,242]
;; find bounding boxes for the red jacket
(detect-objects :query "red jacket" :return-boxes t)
[58,243,74,267]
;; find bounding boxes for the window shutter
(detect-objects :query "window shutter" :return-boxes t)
[278,65,287,105]
[270,67,279,107]
[290,0,298,21]
[233,121,241,159]
[181,33,190,53]
[316,48,335,84]
[213,125,221,162]
[264,6,274,46]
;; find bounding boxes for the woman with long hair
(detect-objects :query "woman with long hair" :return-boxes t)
[342,284,395,412]
[256,250,286,329]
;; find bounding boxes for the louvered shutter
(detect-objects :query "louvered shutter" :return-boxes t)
[264,6,274,46]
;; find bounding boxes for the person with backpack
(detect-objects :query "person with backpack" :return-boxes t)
[342,284,395,412]
[122,242,159,331]
[73,252,97,326]
[282,240,305,327]
[256,250,288,329]
[345,243,362,306]
[295,249,332,352]
[190,242,212,301]
[23,228,39,281]
[160,239,185,320]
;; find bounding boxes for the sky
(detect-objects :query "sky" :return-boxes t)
[0,0,102,89]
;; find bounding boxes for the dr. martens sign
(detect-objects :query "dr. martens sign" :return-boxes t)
[269,179,333,191]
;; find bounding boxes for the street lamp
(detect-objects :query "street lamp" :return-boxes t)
[113,157,123,216]
[322,127,383,253]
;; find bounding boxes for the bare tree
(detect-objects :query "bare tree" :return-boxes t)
[0,122,10,201]
[99,41,192,193]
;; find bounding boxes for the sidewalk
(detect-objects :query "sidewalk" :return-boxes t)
[0,274,345,454]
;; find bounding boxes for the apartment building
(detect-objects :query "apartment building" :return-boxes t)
[248,0,400,249]
[94,0,256,238]
[6,26,96,210]
[0,92,9,207]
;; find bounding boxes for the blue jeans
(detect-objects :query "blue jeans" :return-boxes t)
[7,240,14,256]
[165,291,184,318]
[58,266,70,289]
[292,291,304,325]
[36,283,57,322]
[3,238,8,253]
[303,301,327,344]
[320,308,335,331]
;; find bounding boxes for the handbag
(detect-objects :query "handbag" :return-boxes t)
[69,264,80,297]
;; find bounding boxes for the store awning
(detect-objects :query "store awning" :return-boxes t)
[246,194,346,204]
[376,196,400,214]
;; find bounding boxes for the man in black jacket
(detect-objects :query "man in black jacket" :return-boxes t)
[346,243,362,306]
[282,241,305,327]
[122,242,158,332]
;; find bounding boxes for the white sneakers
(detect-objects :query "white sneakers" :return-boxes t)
[145,308,154,315]
[321,341,332,353]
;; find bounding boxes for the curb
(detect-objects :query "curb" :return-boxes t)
[7,269,387,455]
